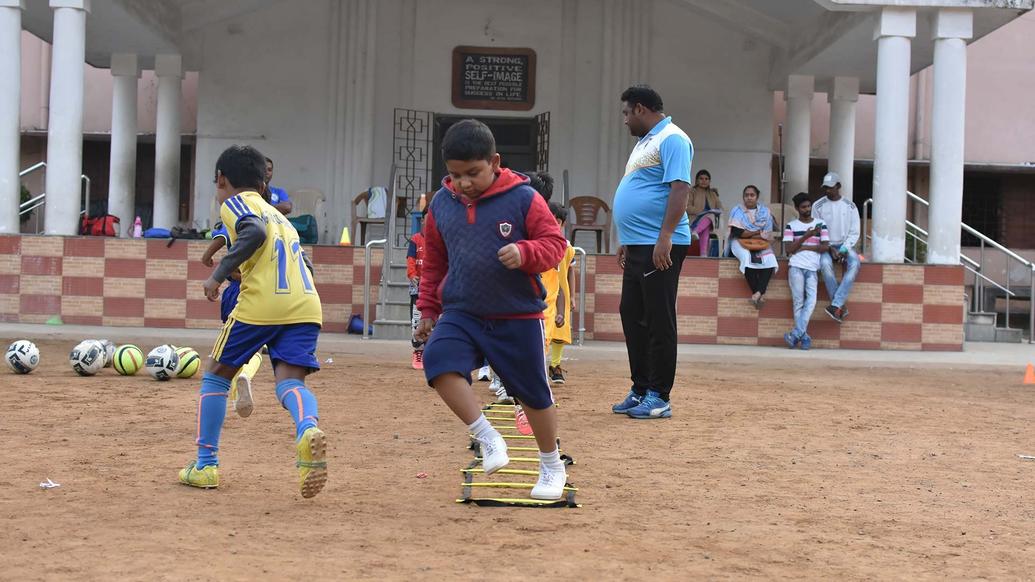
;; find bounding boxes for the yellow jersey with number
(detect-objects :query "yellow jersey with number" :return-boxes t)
[220,191,322,326]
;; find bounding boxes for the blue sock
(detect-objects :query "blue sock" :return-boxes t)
[196,373,231,469]
[275,379,319,440]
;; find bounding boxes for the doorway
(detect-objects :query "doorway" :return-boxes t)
[431,114,547,187]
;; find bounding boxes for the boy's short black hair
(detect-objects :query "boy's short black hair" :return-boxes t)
[548,202,567,223]
[620,85,664,112]
[525,171,554,202]
[441,119,496,162]
[792,192,811,209]
[216,145,267,191]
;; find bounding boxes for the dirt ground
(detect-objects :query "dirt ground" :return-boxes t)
[2,338,1034,580]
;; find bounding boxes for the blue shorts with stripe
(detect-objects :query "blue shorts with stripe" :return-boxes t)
[212,317,321,372]
[220,279,240,323]
[422,310,553,410]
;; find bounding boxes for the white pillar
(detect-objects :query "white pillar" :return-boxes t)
[0,0,24,234]
[827,76,859,202]
[871,7,915,263]
[784,74,814,199]
[107,54,139,233]
[153,54,182,230]
[927,9,972,266]
[43,0,90,236]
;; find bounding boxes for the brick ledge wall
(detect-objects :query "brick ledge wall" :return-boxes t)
[0,235,964,351]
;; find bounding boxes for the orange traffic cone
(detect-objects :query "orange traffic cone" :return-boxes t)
[1025,364,1035,385]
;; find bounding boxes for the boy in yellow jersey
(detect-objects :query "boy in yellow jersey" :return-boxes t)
[179,145,328,499]
[541,202,576,384]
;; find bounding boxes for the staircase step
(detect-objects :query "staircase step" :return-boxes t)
[995,327,1023,343]
[372,319,414,341]
[967,312,996,326]
[964,322,997,342]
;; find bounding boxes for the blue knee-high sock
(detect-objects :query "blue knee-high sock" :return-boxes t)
[196,373,231,468]
[275,379,319,441]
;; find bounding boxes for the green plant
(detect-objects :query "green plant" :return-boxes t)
[19,184,31,224]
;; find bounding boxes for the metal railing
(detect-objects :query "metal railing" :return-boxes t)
[573,246,587,346]
[17,162,92,234]
[362,238,388,340]
[863,192,1035,342]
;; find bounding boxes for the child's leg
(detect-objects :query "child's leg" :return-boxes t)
[521,404,558,454]
[229,350,262,417]
[550,342,564,368]
[195,370,234,468]
[431,372,483,424]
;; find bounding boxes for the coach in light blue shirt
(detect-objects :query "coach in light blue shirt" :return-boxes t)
[264,156,293,216]
[610,85,693,421]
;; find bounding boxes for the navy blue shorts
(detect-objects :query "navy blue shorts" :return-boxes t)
[220,279,240,323]
[423,311,553,410]
[212,317,321,372]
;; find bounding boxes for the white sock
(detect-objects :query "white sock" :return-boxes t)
[539,449,563,469]
[467,415,496,441]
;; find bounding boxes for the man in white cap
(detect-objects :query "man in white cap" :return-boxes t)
[812,172,860,323]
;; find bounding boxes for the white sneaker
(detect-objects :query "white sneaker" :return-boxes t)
[479,432,510,475]
[477,365,491,381]
[234,374,254,418]
[492,378,514,404]
[530,462,567,500]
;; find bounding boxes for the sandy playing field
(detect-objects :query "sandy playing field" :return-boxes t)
[1,337,1033,580]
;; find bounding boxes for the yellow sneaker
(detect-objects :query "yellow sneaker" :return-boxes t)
[296,427,327,499]
[178,461,219,489]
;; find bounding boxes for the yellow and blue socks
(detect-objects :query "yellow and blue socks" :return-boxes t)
[196,373,231,469]
[276,379,319,440]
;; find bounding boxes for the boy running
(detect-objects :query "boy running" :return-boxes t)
[415,120,568,500]
[179,145,328,498]
[783,192,830,351]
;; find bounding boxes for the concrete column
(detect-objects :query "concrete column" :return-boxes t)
[871,7,915,263]
[827,76,859,202]
[43,0,90,236]
[927,9,972,265]
[107,54,139,234]
[784,74,814,199]
[0,1,24,234]
[153,54,182,229]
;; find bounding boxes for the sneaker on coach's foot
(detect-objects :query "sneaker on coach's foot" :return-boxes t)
[411,350,424,370]
[530,462,567,500]
[478,431,510,475]
[549,366,565,384]
[233,374,254,418]
[825,304,845,323]
[784,332,800,349]
[611,389,642,414]
[626,390,672,419]
[477,365,491,382]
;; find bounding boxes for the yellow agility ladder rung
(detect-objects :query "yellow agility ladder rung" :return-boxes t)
[484,416,514,421]
[466,482,578,492]
[474,456,540,463]
[461,468,541,476]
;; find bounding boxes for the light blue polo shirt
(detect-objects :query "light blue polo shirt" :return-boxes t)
[612,116,694,246]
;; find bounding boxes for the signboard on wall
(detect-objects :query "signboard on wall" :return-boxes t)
[452,46,536,111]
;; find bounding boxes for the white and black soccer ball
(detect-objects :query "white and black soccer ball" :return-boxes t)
[6,340,40,374]
[146,345,180,381]
[70,340,105,376]
[98,339,116,368]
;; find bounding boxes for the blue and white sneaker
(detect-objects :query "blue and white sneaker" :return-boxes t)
[626,390,672,419]
[799,335,813,351]
[783,332,800,349]
[611,389,642,414]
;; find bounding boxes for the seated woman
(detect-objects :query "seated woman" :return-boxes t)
[727,185,778,309]
[687,169,723,257]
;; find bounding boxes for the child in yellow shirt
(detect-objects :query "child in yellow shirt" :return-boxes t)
[542,202,576,383]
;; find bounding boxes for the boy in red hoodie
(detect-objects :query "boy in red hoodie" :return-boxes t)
[407,211,426,370]
[415,119,568,500]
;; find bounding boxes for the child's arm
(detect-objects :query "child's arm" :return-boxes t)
[204,216,267,300]
[502,195,567,273]
[406,239,419,285]
[415,210,446,325]
[201,237,226,268]
[555,281,566,326]
[566,256,576,313]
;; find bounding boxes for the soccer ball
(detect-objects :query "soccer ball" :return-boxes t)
[146,345,180,381]
[6,340,40,374]
[98,339,116,368]
[113,344,145,376]
[175,346,201,379]
[70,340,105,376]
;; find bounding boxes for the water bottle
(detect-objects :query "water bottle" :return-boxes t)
[132,216,143,238]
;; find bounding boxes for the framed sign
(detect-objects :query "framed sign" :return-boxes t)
[452,46,537,111]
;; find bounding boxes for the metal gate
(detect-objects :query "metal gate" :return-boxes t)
[535,111,550,173]
[393,108,434,213]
